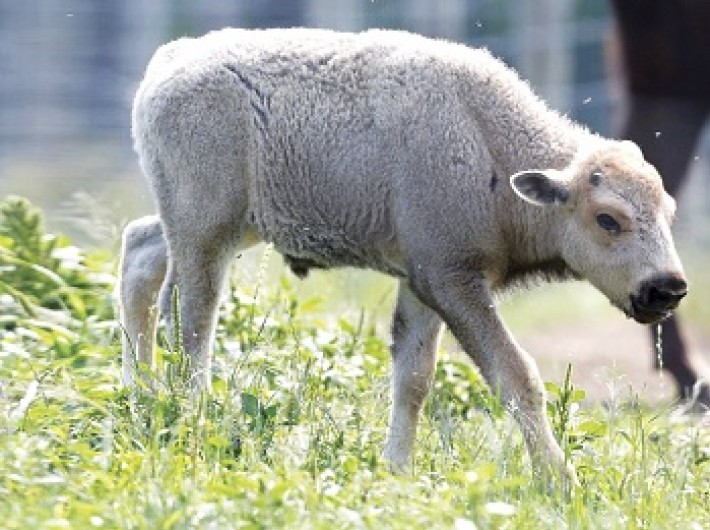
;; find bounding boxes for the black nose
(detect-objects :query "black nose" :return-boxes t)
[636,274,688,313]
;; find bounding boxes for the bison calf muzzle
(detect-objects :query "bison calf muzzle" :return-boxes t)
[631,274,688,324]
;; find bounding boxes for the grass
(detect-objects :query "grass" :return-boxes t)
[1,196,709,529]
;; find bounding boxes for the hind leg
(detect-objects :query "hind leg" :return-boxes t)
[157,217,258,390]
[117,216,167,386]
[383,281,443,471]
[117,213,260,389]
[134,73,261,390]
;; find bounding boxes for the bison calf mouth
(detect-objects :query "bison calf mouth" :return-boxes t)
[629,274,688,324]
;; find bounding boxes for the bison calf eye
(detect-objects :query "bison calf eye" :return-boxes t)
[596,213,621,234]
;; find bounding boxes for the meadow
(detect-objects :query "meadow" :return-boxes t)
[0,196,708,529]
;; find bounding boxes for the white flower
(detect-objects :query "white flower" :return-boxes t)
[454,518,478,530]
[485,501,515,516]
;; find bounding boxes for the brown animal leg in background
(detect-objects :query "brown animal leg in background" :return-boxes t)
[622,94,710,404]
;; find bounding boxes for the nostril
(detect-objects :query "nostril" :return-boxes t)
[659,276,688,300]
[643,275,688,308]
[647,285,674,305]
[665,277,688,296]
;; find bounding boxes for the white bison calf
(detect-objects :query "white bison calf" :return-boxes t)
[118,28,687,478]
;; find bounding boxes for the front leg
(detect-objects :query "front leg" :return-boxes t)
[410,265,571,481]
[383,281,443,472]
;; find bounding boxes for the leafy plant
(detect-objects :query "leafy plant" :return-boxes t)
[0,196,113,323]
[546,364,607,461]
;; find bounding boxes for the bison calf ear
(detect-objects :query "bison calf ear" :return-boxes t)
[510,170,569,207]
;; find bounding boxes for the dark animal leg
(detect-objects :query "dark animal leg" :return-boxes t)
[622,94,710,404]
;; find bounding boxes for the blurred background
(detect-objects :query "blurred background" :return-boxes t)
[1,0,709,401]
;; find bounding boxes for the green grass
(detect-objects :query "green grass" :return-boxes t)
[1,197,709,529]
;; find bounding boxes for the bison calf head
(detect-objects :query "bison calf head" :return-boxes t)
[511,139,687,324]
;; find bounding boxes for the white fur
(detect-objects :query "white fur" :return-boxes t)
[118,28,686,479]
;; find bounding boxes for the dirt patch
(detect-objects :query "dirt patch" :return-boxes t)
[516,316,710,405]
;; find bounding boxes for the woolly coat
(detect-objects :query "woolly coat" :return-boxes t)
[132,28,589,290]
